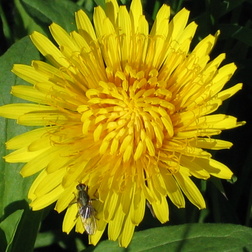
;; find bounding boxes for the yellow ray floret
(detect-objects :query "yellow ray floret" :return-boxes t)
[0,0,245,248]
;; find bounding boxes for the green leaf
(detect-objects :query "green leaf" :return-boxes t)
[0,35,40,216]
[34,230,87,251]
[94,0,105,9]
[0,208,44,252]
[0,210,23,252]
[0,4,12,46]
[13,0,45,37]
[77,0,96,13]
[219,24,252,47]
[86,224,252,252]
[0,36,43,252]
[20,0,83,33]
[210,0,246,19]
[209,177,228,199]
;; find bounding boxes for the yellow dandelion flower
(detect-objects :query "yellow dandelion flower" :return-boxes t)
[0,0,245,247]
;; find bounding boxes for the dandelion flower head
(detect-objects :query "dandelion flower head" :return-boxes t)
[0,0,245,247]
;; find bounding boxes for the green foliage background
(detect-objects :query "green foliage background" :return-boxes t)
[0,0,252,251]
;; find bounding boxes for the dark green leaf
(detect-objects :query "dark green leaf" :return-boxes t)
[34,230,87,251]
[20,0,83,33]
[94,0,105,9]
[0,210,23,252]
[10,209,44,252]
[209,177,228,199]
[219,24,252,47]
[0,36,43,252]
[0,4,12,47]
[13,0,45,37]
[0,35,40,217]
[77,0,96,13]
[87,224,252,252]
[34,231,57,248]
[209,0,246,19]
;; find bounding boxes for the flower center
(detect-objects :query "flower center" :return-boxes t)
[78,65,175,162]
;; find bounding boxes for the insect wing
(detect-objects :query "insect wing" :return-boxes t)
[79,205,97,235]
[81,214,96,235]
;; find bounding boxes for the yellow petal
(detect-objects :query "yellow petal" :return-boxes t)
[129,0,143,33]
[217,83,243,101]
[5,127,49,149]
[12,64,49,85]
[211,63,237,95]
[18,111,70,126]
[108,204,125,241]
[30,32,72,69]
[105,0,119,26]
[131,188,145,225]
[30,184,64,210]
[208,159,233,179]
[94,6,115,37]
[75,9,97,41]
[20,146,63,177]
[118,211,135,247]
[174,169,206,209]
[190,138,233,150]
[151,195,169,223]
[150,4,170,37]
[170,8,190,42]
[49,23,79,52]
[33,168,66,198]
[55,184,76,213]
[0,103,56,119]
[62,203,78,234]
[103,190,119,222]
[118,6,131,64]
[11,85,48,104]
[4,147,45,163]
[158,165,185,207]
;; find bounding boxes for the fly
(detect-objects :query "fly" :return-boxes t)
[76,183,97,235]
